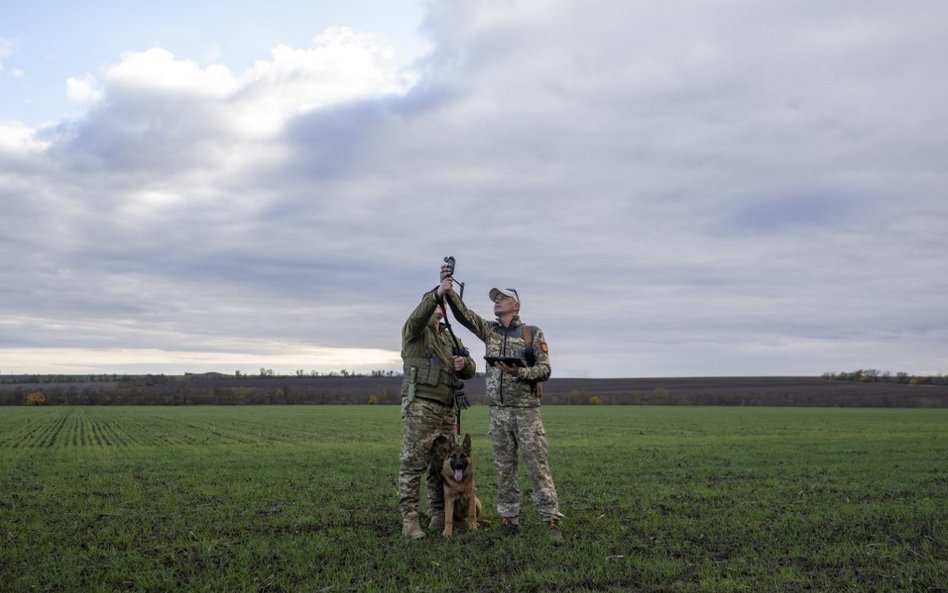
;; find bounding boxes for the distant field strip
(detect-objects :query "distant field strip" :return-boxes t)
[0,408,275,448]
[0,407,391,449]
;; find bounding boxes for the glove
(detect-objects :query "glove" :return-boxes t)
[453,379,470,410]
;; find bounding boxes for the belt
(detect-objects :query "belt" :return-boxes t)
[416,395,451,407]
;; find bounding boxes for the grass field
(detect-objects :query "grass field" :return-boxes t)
[0,405,945,593]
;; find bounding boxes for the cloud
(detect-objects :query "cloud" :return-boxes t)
[236,27,412,128]
[66,74,104,103]
[1,2,947,376]
[105,48,236,96]
[0,121,49,152]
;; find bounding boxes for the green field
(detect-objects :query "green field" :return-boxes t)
[1,406,945,593]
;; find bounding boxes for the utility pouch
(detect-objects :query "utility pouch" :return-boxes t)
[414,357,443,386]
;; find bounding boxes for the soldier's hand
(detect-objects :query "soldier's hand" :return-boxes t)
[496,362,520,377]
[440,265,453,281]
[437,275,453,297]
[452,356,465,372]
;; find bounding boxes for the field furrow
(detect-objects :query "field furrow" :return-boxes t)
[90,416,118,446]
[0,416,44,448]
[105,418,134,447]
[24,419,51,448]
[22,415,55,448]
[40,414,68,448]
[87,417,104,446]
[73,414,85,447]
[125,416,163,445]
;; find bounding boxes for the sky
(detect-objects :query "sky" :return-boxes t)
[1,0,946,378]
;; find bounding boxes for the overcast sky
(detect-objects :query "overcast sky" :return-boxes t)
[1,0,946,378]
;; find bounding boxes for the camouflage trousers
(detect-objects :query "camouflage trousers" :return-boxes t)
[489,406,564,522]
[397,397,456,517]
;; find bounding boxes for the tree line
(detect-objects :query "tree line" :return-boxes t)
[2,374,405,406]
[4,373,947,407]
[822,369,947,385]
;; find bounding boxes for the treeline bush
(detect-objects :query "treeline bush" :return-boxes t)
[822,369,948,385]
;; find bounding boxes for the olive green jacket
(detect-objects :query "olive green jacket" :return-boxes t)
[400,289,476,405]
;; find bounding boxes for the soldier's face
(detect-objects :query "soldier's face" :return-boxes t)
[493,294,519,316]
[430,308,444,327]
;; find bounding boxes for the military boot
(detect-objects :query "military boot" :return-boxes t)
[402,512,425,539]
[545,519,564,543]
[499,516,520,536]
[428,512,444,532]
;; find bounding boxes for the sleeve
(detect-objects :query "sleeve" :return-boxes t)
[444,291,492,342]
[518,326,551,384]
[402,289,439,342]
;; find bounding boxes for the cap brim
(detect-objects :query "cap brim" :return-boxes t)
[489,288,519,303]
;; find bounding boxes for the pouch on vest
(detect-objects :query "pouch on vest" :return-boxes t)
[405,356,443,387]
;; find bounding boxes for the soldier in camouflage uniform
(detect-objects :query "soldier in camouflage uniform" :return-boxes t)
[398,274,476,539]
[442,267,564,542]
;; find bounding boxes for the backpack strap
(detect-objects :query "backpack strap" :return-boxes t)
[521,324,543,398]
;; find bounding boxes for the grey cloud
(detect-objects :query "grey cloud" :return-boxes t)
[48,91,233,176]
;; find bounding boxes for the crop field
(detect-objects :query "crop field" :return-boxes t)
[0,406,945,593]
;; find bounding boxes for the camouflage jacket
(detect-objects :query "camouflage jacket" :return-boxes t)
[401,289,476,405]
[445,292,551,408]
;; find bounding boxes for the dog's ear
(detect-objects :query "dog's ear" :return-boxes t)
[462,433,472,452]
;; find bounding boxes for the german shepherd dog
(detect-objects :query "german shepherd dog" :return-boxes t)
[441,433,484,538]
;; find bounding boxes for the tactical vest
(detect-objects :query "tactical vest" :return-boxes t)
[402,326,456,405]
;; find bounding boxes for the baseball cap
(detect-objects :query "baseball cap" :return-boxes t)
[489,288,519,304]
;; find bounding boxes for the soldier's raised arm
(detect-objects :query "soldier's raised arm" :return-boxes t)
[444,288,491,342]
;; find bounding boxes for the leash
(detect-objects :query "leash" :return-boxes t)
[438,298,469,442]
[439,257,469,442]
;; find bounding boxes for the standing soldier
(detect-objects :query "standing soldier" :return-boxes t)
[398,273,477,539]
[442,266,564,542]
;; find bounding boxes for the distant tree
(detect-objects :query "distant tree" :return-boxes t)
[654,387,669,403]
[564,389,589,405]
[24,391,46,406]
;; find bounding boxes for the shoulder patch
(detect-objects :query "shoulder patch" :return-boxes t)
[539,341,549,353]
